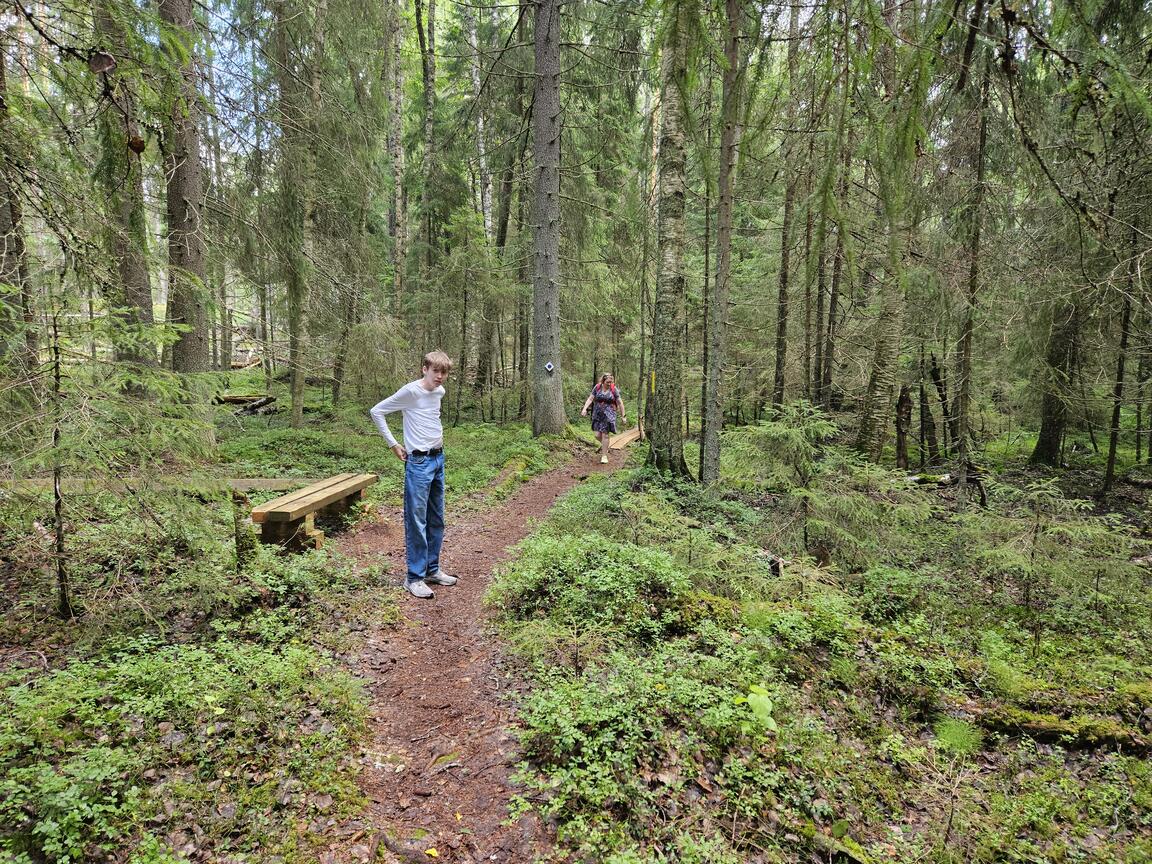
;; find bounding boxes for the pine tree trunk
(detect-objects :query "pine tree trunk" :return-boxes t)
[529,0,566,435]
[956,69,988,508]
[813,231,826,406]
[822,216,843,407]
[162,0,209,373]
[466,3,498,395]
[772,1,801,410]
[272,0,313,428]
[701,0,743,485]
[415,0,437,281]
[205,49,231,372]
[0,35,35,373]
[920,377,940,465]
[896,384,912,469]
[1030,304,1080,465]
[388,0,407,315]
[93,0,156,368]
[647,0,694,476]
[1102,234,1137,494]
[855,223,908,461]
[803,171,814,399]
[929,353,954,453]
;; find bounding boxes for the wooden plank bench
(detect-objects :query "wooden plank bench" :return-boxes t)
[251,472,377,549]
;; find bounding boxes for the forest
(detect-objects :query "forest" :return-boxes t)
[1,0,1151,860]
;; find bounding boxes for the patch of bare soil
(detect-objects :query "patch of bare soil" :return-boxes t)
[326,446,624,864]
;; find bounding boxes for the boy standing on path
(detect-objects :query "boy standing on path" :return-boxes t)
[370,351,457,599]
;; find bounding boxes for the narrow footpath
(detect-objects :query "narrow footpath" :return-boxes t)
[329,444,627,864]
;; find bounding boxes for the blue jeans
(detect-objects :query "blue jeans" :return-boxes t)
[403,450,445,584]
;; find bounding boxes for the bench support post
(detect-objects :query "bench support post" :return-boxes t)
[259,514,324,551]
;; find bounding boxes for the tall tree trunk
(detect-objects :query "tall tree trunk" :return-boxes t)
[529,0,566,435]
[415,0,437,282]
[802,169,814,399]
[93,0,156,368]
[464,5,492,242]
[895,384,912,469]
[1102,230,1138,494]
[517,188,529,419]
[956,69,988,509]
[0,33,36,373]
[466,3,498,395]
[248,39,274,388]
[855,220,909,460]
[205,54,231,372]
[929,353,954,453]
[822,215,843,406]
[813,231,826,405]
[853,4,928,460]
[772,1,801,409]
[388,0,407,314]
[698,56,712,479]
[272,0,313,427]
[162,0,208,373]
[701,0,743,485]
[1030,303,1080,465]
[919,378,940,465]
[647,0,694,476]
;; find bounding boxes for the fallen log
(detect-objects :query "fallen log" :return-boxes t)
[214,393,269,405]
[234,396,277,416]
[969,703,1150,755]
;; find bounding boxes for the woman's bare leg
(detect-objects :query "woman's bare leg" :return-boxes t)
[601,432,611,460]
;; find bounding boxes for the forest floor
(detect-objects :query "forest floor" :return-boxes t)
[326,445,627,864]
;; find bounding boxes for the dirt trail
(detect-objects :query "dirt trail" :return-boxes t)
[331,446,624,863]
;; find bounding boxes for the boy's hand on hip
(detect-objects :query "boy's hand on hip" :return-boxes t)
[391,444,407,461]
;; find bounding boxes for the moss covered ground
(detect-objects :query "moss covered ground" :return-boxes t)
[489,409,1152,863]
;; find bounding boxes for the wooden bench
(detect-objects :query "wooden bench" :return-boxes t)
[251,473,377,549]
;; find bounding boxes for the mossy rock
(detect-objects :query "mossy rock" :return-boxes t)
[676,591,739,630]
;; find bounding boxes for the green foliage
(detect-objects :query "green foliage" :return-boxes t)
[857,566,925,624]
[734,684,778,732]
[743,593,858,654]
[488,533,693,641]
[933,718,983,758]
[0,638,365,863]
[720,402,838,491]
[497,438,1152,862]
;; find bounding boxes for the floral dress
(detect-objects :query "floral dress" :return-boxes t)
[589,385,620,434]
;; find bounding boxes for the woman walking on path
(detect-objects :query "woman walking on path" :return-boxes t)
[581,373,625,464]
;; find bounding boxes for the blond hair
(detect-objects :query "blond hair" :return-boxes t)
[423,350,454,373]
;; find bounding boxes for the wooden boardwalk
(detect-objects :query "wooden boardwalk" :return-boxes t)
[609,427,642,450]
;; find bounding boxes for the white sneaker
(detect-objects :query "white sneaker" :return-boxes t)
[405,580,434,599]
[425,571,457,586]
[600,455,609,464]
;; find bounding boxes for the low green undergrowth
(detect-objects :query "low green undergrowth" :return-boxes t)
[217,410,567,508]
[491,406,1152,863]
[0,636,364,864]
[0,392,572,863]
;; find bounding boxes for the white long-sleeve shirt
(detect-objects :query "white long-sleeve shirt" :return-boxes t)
[370,381,445,451]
